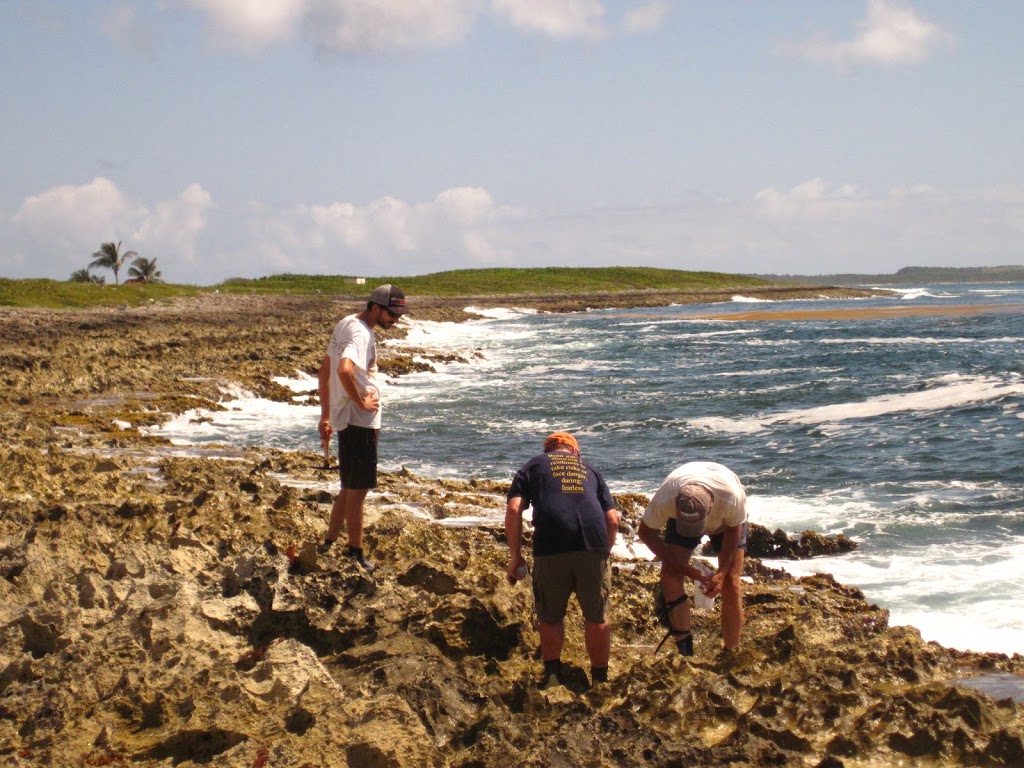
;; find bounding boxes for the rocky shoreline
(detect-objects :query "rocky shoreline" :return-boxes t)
[1,289,1022,767]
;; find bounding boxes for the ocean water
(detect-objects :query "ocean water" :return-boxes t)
[150,283,1024,656]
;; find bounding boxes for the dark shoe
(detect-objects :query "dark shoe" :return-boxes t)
[540,672,561,689]
[317,539,335,556]
[539,660,562,689]
[590,666,609,685]
[675,631,694,657]
[346,546,377,573]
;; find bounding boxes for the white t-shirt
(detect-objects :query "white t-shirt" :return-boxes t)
[325,314,380,430]
[642,462,747,534]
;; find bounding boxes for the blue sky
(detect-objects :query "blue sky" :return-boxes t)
[2,1,1022,285]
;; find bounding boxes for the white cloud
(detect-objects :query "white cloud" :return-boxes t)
[11,177,142,252]
[780,0,953,70]
[754,178,866,219]
[306,0,481,52]
[623,0,671,34]
[6,178,211,281]
[183,0,307,50]
[435,186,494,224]
[248,187,513,276]
[492,0,606,40]
[175,0,674,52]
[133,184,213,268]
[100,5,156,54]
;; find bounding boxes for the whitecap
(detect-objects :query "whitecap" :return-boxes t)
[272,371,318,392]
[463,306,538,319]
[690,374,1024,434]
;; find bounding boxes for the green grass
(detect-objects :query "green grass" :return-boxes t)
[216,267,779,297]
[1,267,786,309]
[0,278,205,309]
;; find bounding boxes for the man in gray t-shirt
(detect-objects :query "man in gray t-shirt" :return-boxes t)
[638,461,748,655]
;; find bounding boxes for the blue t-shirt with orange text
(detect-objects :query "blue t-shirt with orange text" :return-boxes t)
[508,452,615,556]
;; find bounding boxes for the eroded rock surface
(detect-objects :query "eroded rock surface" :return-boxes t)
[0,294,1021,767]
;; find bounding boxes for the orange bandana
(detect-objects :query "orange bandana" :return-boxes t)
[543,432,579,454]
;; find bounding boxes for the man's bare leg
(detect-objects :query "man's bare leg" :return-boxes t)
[720,549,745,649]
[584,621,610,668]
[343,487,370,549]
[538,620,565,662]
[325,493,346,543]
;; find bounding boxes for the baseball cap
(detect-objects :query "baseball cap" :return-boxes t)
[370,284,408,315]
[674,484,711,538]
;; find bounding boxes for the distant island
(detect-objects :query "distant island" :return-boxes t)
[753,264,1024,286]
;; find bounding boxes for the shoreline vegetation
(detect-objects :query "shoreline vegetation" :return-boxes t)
[1,268,1022,766]
[4,265,886,310]
[6,261,1023,310]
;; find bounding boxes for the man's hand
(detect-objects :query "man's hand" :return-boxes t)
[318,418,333,442]
[359,386,380,412]
[702,570,725,598]
[506,555,527,586]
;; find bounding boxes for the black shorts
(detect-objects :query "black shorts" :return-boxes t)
[337,425,378,490]
[666,520,748,551]
[708,522,748,552]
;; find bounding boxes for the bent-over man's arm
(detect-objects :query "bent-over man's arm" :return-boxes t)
[638,522,708,582]
[605,508,619,553]
[504,497,526,584]
[704,523,742,597]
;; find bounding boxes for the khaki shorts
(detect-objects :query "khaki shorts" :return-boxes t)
[532,551,611,624]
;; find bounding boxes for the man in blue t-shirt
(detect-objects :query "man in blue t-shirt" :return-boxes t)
[505,432,619,688]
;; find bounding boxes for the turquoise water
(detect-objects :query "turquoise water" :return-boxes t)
[151,283,1024,655]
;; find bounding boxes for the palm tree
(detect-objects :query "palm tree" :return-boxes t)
[127,256,162,283]
[69,268,105,284]
[89,241,137,285]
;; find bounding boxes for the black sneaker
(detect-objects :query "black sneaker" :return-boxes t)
[539,660,561,689]
[346,546,377,573]
[317,539,335,556]
[540,672,561,690]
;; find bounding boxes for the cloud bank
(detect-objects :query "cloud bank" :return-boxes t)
[5,177,1022,284]
[180,0,671,51]
[779,0,954,70]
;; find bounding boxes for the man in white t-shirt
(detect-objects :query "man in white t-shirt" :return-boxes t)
[637,461,748,654]
[317,284,407,571]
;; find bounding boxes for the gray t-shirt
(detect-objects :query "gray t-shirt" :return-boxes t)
[642,462,747,534]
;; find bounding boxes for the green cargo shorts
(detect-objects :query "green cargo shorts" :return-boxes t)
[532,551,611,624]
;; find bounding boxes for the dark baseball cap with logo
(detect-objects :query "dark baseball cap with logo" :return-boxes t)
[369,284,408,315]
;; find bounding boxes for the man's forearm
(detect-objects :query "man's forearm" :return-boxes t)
[504,500,523,559]
[606,509,619,551]
[717,525,742,574]
[338,359,362,403]
[317,357,331,420]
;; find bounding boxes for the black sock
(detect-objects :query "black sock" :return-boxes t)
[543,659,561,678]
[591,666,608,684]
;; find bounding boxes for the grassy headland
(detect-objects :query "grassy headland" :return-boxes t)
[216,267,782,296]
[1,267,825,309]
